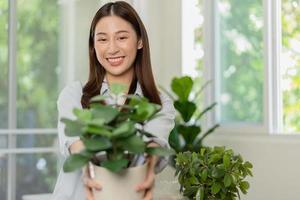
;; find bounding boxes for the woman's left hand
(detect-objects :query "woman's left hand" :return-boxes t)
[135,142,159,200]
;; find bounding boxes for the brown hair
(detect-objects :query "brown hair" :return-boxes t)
[81,1,161,108]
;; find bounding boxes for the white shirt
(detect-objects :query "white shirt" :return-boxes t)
[51,80,175,200]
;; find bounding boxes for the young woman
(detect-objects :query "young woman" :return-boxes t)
[52,1,175,200]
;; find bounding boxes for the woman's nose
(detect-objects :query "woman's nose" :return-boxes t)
[107,40,120,54]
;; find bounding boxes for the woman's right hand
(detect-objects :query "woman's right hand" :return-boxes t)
[82,164,102,200]
[69,140,102,200]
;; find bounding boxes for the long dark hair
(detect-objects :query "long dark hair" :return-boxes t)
[81,1,161,108]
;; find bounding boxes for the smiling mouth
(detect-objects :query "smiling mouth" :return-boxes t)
[106,56,125,66]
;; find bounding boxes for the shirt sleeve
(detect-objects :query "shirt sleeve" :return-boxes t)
[143,92,176,173]
[57,81,82,159]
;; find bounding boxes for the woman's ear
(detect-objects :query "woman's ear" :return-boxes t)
[137,39,143,49]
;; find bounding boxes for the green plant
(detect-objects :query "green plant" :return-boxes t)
[61,84,174,173]
[163,76,219,155]
[175,146,253,200]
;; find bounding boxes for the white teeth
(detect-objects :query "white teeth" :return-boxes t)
[108,57,123,62]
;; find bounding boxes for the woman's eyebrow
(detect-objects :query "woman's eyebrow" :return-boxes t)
[115,30,129,34]
[95,30,129,36]
[95,32,106,36]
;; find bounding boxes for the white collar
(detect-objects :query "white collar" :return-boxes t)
[100,77,143,96]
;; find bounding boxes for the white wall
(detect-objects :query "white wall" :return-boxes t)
[142,0,182,89]
[204,134,300,200]
[59,0,100,88]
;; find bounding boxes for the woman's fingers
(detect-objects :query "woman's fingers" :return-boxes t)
[143,186,154,200]
[82,164,101,200]
[85,184,95,200]
[135,171,155,191]
[83,176,102,190]
[135,156,156,192]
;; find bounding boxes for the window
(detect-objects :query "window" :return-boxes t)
[182,0,300,134]
[0,0,8,130]
[216,0,264,124]
[0,1,60,199]
[282,0,300,132]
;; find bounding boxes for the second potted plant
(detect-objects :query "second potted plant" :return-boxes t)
[166,76,253,199]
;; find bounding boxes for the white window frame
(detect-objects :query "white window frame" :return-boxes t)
[1,1,58,200]
[198,0,295,135]
[182,0,300,135]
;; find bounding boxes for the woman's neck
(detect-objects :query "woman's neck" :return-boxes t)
[105,70,134,93]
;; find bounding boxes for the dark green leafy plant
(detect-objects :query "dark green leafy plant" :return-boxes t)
[163,76,219,155]
[62,84,174,173]
[175,146,253,200]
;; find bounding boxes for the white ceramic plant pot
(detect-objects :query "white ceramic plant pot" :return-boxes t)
[93,163,147,200]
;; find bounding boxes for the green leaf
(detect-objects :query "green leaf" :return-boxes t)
[195,187,204,200]
[131,101,160,122]
[91,104,119,123]
[223,153,230,169]
[110,83,127,95]
[101,159,129,172]
[73,108,92,122]
[171,76,193,101]
[87,118,105,126]
[211,182,221,194]
[201,169,208,181]
[244,161,253,168]
[211,166,225,178]
[85,125,112,137]
[63,154,90,172]
[188,176,199,185]
[146,147,175,156]
[178,125,201,145]
[240,181,250,194]
[82,136,111,151]
[168,126,182,152]
[174,101,196,122]
[118,135,145,153]
[224,174,232,187]
[90,95,108,102]
[60,118,84,137]
[112,121,136,139]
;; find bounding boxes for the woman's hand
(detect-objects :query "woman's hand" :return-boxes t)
[135,142,159,200]
[82,163,102,200]
[69,141,101,200]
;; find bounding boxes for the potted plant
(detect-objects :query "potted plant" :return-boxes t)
[175,147,253,200]
[164,76,253,199]
[162,76,220,163]
[61,84,173,200]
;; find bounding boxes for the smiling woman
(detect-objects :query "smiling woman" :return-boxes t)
[52,1,175,200]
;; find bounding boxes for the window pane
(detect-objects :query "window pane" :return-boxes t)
[182,0,205,110]
[16,0,60,128]
[16,153,58,200]
[217,0,264,123]
[0,154,7,199]
[0,0,8,128]
[0,135,7,148]
[17,134,57,148]
[282,0,300,132]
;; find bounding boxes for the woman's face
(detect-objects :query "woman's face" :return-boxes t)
[94,15,143,80]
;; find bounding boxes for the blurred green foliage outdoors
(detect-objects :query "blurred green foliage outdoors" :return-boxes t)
[0,0,59,199]
[194,0,300,131]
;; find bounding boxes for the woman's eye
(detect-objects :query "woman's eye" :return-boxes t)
[97,38,107,42]
[118,37,128,40]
